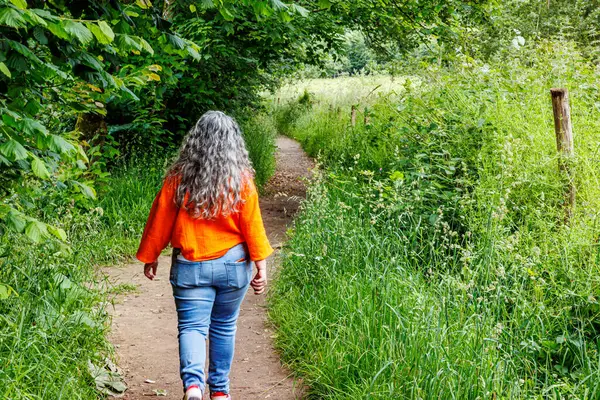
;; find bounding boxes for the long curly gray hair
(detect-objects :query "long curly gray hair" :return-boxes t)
[167,111,254,219]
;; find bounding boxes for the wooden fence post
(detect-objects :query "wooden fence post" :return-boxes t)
[364,107,370,126]
[550,88,575,223]
[351,105,357,127]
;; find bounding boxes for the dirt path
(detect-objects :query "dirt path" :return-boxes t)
[107,136,313,399]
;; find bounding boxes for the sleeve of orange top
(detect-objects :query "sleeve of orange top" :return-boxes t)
[136,177,179,264]
[240,178,274,261]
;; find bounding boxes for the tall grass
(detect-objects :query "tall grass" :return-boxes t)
[241,113,277,189]
[269,41,600,399]
[0,112,277,398]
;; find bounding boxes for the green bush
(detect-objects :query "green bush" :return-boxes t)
[270,42,600,398]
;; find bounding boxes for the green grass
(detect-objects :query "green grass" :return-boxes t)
[269,41,600,399]
[241,113,277,189]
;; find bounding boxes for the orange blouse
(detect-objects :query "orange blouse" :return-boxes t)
[136,176,273,263]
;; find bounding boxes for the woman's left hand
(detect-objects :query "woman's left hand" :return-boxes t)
[144,261,159,280]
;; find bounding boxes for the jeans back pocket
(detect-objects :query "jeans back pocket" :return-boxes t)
[170,261,212,288]
[224,260,252,289]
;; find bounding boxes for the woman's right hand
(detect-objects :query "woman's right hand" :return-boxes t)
[144,261,158,280]
[251,259,267,295]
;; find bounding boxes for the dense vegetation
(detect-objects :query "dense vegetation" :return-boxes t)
[270,43,600,398]
[2,0,599,398]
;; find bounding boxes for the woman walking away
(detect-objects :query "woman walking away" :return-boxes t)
[136,111,273,400]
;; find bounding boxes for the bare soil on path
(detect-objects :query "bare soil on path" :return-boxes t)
[106,136,313,399]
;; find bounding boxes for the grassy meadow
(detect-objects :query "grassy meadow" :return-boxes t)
[268,43,600,399]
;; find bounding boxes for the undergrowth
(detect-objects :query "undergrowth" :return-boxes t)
[269,41,600,399]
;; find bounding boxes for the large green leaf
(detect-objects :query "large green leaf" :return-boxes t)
[80,52,104,71]
[135,37,154,55]
[0,62,11,78]
[23,9,47,26]
[88,359,127,396]
[271,0,288,11]
[168,34,185,49]
[0,8,26,28]
[48,135,75,154]
[0,283,16,300]
[5,210,26,233]
[25,220,49,243]
[63,20,94,45]
[31,157,50,179]
[72,181,97,199]
[0,139,28,161]
[117,34,143,52]
[7,40,43,64]
[87,21,115,44]
[48,225,67,241]
[290,4,309,17]
[10,0,27,9]
[21,118,48,136]
[47,21,70,40]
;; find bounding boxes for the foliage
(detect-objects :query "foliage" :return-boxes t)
[0,157,165,399]
[269,42,600,398]
[240,112,277,189]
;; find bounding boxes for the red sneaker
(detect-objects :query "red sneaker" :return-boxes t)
[210,391,231,400]
[184,385,202,400]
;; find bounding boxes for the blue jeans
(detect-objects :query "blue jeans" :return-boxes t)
[170,243,252,394]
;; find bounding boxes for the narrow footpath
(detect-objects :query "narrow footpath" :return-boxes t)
[107,136,313,399]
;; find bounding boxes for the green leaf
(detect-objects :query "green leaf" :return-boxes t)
[48,225,67,241]
[47,22,69,40]
[76,159,87,170]
[219,7,236,21]
[0,139,28,161]
[97,21,114,41]
[7,40,42,64]
[0,283,16,300]
[117,34,142,52]
[23,9,47,27]
[317,0,332,8]
[31,157,50,179]
[290,4,309,17]
[21,118,48,136]
[390,171,405,181]
[6,210,26,233]
[48,135,75,154]
[271,0,288,11]
[63,20,93,45]
[73,181,97,199]
[0,8,26,28]
[0,62,11,78]
[136,0,152,9]
[80,52,104,71]
[167,34,185,49]
[30,9,58,21]
[198,0,214,9]
[32,26,48,43]
[0,205,10,219]
[10,0,27,9]
[25,220,49,243]
[135,37,154,55]
[88,360,128,396]
[76,144,89,163]
[87,21,114,45]
[186,45,201,61]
